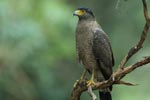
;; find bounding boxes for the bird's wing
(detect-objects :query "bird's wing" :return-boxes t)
[92,29,114,79]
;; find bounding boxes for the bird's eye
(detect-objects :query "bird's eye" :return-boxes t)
[81,10,86,14]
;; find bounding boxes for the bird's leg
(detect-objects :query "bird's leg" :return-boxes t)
[73,69,87,88]
[80,69,87,80]
[87,69,96,87]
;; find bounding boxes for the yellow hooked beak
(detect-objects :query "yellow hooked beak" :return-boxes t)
[73,10,86,16]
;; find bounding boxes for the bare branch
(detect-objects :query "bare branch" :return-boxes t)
[114,80,138,86]
[142,0,149,22]
[116,56,150,79]
[87,86,97,100]
[71,57,150,100]
[118,0,150,69]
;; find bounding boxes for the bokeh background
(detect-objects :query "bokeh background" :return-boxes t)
[0,0,150,100]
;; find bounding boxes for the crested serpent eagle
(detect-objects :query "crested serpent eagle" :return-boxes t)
[73,7,114,100]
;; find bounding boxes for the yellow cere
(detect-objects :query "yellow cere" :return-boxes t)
[74,10,86,16]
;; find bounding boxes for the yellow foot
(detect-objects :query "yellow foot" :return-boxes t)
[87,79,96,87]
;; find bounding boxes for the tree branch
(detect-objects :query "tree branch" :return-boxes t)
[72,56,150,100]
[142,0,149,22]
[87,86,97,100]
[118,0,150,69]
[71,0,150,100]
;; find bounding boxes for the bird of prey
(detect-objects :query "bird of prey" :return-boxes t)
[73,7,114,100]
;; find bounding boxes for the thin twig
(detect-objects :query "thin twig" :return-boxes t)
[88,86,97,100]
[114,80,138,86]
[142,0,149,22]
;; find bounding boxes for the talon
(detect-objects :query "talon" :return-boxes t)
[87,69,95,87]
[87,79,96,87]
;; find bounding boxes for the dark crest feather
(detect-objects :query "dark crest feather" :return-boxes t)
[76,7,94,17]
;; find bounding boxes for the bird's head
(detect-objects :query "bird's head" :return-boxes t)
[73,7,95,20]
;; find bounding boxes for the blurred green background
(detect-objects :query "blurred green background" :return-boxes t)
[0,0,150,100]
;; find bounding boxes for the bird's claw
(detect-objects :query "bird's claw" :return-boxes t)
[87,79,96,87]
